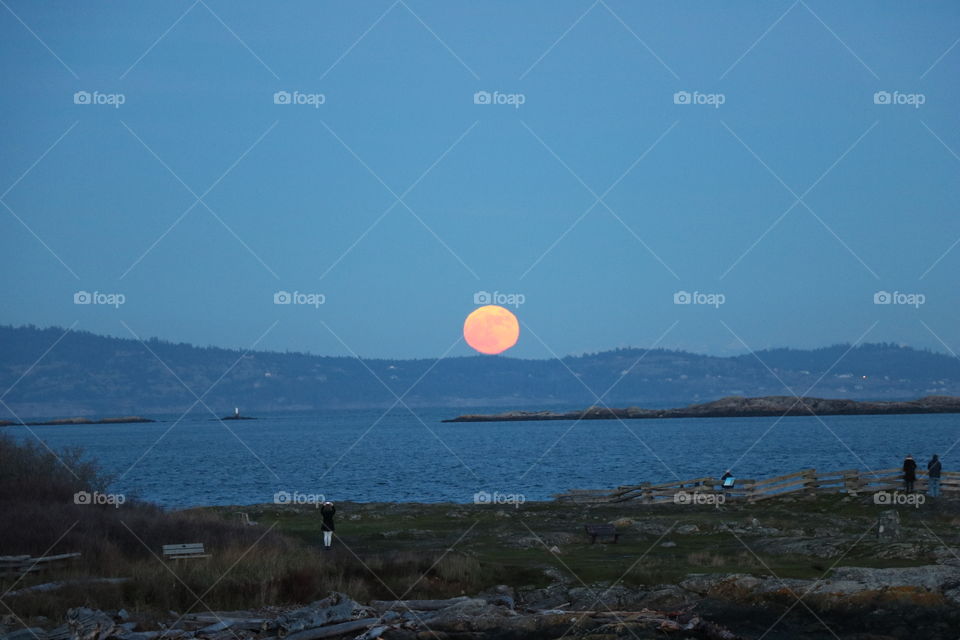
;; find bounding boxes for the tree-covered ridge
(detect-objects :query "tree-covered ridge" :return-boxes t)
[1,325,958,417]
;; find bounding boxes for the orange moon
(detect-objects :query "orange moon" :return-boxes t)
[463,305,519,355]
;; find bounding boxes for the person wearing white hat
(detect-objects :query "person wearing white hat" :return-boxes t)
[320,501,336,550]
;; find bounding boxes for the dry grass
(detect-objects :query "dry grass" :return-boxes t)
[685,550,757,569]
[0,434,492,621]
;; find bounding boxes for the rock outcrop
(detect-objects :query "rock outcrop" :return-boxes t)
[443,394,960,422]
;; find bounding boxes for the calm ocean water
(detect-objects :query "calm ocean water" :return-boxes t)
[5,410,959,508]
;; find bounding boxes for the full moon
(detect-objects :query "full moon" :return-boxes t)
[463,305,520,355]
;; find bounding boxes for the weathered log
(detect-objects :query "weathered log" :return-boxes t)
[268,593,371,637]
[195,631,236,640]
[409,633,486,640]
[0,628,46,640]
[45,625,71,640]
[531,609,741,640]
[183,615,264,626]
[369,598,472,613]
[282,618,378,640]
[193,620,263,635]
[66,608,115,640]
[112,633,160,640]
[6,579,129,598]
[351,625,391,640]
[195,621,233,636]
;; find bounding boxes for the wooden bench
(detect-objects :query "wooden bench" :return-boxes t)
[584,524,619,544]
[0,552,81,577]
[162,543,210,561]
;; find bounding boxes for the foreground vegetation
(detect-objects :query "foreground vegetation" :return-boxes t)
[3,433,960,635]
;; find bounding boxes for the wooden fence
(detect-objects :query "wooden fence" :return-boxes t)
[554,468,960,504]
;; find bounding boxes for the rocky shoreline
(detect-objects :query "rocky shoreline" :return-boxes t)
[7,561,960,640]
[6,492,960,639]
[442,394,960,422]
[205,495,960,637]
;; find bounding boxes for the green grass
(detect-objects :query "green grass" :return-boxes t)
[5,494,957,624]
[4,426,957,625]
[201,492,960,590]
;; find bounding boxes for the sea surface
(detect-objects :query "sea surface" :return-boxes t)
[5,410,958,508]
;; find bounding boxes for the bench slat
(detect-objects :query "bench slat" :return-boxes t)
[162,543,208,560]
[163,544,205,551]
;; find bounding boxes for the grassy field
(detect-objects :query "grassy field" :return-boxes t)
[216,492,958,590]
[3,430,959,627]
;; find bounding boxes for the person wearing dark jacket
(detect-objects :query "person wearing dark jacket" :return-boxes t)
[927,454,942,497]
[320,501,336,550]
[719,470,734,492]
[903,455,917,493]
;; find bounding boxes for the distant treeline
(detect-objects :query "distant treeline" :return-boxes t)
[1,325,959,416]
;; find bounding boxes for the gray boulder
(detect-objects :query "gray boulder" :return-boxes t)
[877,509,902,541]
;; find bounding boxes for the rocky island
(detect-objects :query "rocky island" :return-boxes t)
[443,394,960,422]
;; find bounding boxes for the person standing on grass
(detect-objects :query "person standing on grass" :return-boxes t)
[903,455,917,493]
[927,454,942,497]
[320,501,336,550]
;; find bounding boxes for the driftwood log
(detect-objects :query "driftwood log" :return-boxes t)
[369,597,474,612]
[263,593,372,637]
[0,591,742,640]
[283,618,379,640]
[6,579,130,598]
[0,629,46,640]
[66,608,115,640]
[182,616,268,631]
[112,633,160,640]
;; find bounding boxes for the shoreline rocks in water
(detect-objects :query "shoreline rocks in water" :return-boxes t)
[0,416,154,427]
[442,394,960,422]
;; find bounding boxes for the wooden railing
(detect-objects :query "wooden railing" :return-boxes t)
[554,468,960,503]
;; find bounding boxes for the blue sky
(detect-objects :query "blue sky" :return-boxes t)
[1,1,959,359]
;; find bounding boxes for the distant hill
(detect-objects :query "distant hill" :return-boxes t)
[1,325,959,418]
